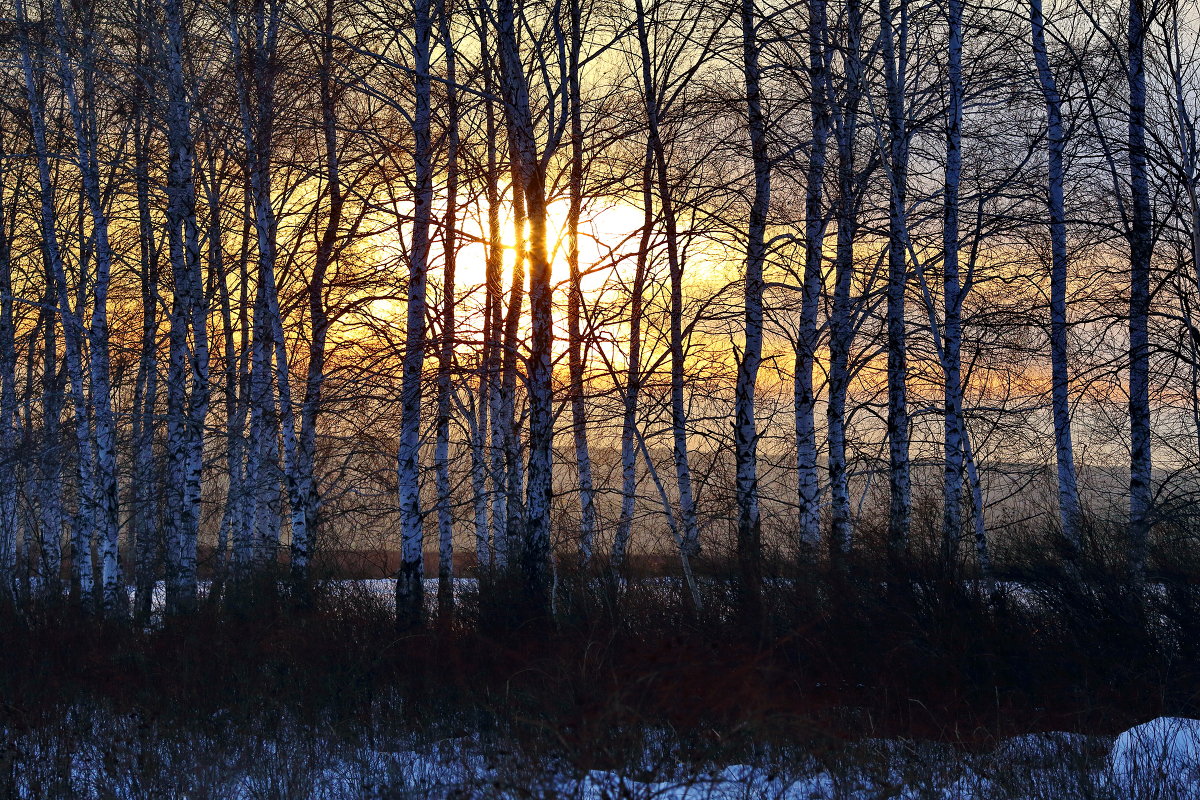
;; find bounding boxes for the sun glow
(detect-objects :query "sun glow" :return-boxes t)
[449,196,648,295]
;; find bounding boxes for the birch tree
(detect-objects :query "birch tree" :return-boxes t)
[51,0,122,612]
[434,0,461,613]
[941,0,967,561]
[611,142,654,570]
[879,0,912,561]
[1029,0,1083,558]
[795,0,832,553]
[1126,0,1156,581]
[735,0,769,617]
[633,0,702,572]
[566,0,598,568]
[131,1,164,621]
[495,0,553,612]
[397,0,434,626]
[0,126,18,607]
[827,0,868,559]
[16,0,97,607]
[289,0,350,588]
[163,0,209,615]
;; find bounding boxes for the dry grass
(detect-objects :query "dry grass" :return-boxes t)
[0,554,1198,798]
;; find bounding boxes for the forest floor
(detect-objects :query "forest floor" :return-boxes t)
[1,566,1199,798]
[5,711,1199,798]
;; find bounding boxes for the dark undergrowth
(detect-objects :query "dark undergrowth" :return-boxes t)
[1,550,1198,769]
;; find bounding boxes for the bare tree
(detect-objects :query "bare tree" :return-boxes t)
[397,0,434,626]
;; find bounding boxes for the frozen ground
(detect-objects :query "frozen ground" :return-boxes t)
[7,715,1199,798]
[81,580,1199,796]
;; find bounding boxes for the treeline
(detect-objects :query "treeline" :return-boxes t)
[0,0,1197,624]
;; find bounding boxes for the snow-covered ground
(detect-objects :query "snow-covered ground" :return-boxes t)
[570,720,1200,799]
[9,715,1199,798]
[84,581,1200,796]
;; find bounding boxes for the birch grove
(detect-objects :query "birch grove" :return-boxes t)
[0,0,1195,623]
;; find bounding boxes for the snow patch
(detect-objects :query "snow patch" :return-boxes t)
[1109,716,1200,791]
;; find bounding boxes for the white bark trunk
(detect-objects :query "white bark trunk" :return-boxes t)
[37,302,64,600]
[132,55,163,620]
[798,0,832,553]
[633,0,700,567]
[232,0,289,575]
[566,0,597,568]
[611,143,653,571]
[880,0,911,560]
[500,180,526,567]
[53,0,122,612]
[17,0,96,606]
[499,0,553,612]
[0,135,18,606]
[435,0,460,613]
[481,32,507,568]
[397,0,433,626]
[1127,0,1153,581]
[736,0,768,616]
[163,0,207,615]
[1029,0,1081,557]
[203,154,238,597]
[291,0,344,587]
[941,0,967,563]
[827,0,863,560]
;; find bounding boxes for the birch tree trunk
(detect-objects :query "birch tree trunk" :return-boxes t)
[52,0,122,613]
[827,0,862,560]
[202,153,239,599]
[941,0,966,564]
[17,0,96,607]
[291,0,345,588]
[480,14,507,569]
[225,209,255,574]
[1126,0,1153,581]
[496,0,553,613]
[1029,0,1082,558]
[465,53,492,570]
[38,297,63,601]
[183,237,211,612]
[396,0,434,626]
[246,286,279,564]
[566,0,598,568]
[500,173,526,569]
[1164,3,1200,471]
[231,0,293,577]
[132,23,163,620]
[735,0,769,619]
[163,0,207,615]
[633,0,701,568]
[611,142,653,570]
[232,8,269,570]
[485,152,505,567]
[798,0,832,553]
[0,134,17,607]
[880,0,911,561]
[434,0,461,614]
[468,382,491,569]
